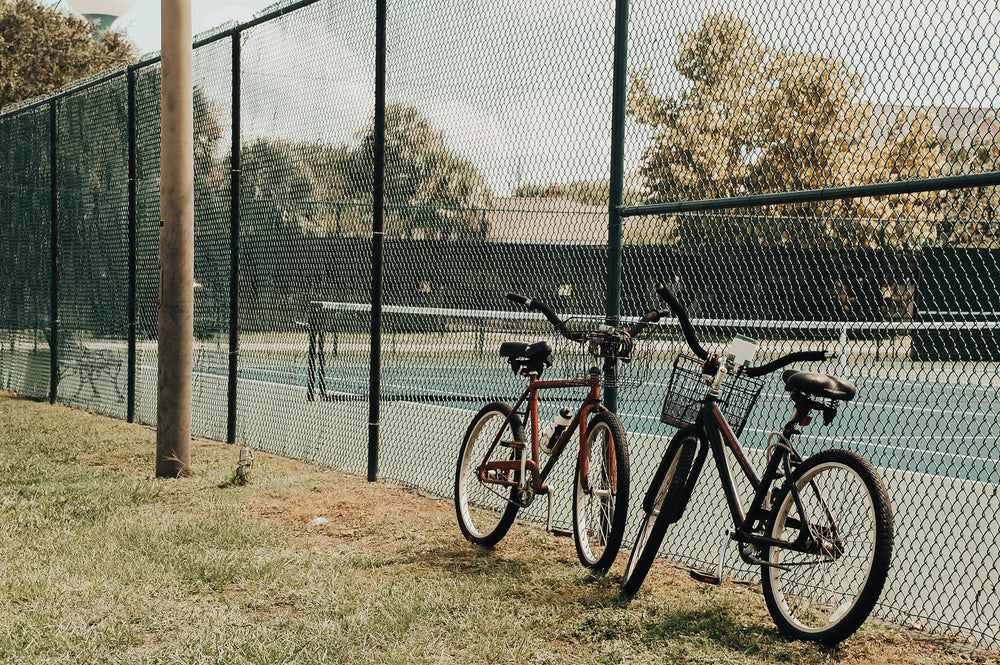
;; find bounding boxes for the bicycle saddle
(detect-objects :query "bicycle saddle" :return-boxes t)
[499,341,553,375]
[781,370,856,402]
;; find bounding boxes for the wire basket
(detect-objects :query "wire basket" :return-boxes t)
[660,354,764,437]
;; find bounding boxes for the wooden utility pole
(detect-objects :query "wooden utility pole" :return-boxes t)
[156,0,194,477]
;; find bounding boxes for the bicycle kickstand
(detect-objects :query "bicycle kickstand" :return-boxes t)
[690,528,732,585]
[545,485,554,533]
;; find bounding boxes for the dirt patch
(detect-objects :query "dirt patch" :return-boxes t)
[249,467,455,551]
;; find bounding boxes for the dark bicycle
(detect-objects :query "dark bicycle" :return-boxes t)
[621,284,893,645]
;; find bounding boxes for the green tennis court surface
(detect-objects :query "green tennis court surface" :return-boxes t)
[300,301,1000,486]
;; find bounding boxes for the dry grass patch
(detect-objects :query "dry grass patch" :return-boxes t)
[1,392,998,665]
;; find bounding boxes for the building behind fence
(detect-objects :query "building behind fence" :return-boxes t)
[2,0,1000,647]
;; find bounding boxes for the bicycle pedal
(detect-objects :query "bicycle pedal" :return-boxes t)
[500,440,525,449]
[690,569,722,585]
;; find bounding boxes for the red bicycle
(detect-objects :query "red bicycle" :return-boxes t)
[454,293,665,571]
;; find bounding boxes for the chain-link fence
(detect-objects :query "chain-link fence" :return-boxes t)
[2,0,1000,647]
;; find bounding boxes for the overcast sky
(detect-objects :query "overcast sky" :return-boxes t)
[56,0,274,55]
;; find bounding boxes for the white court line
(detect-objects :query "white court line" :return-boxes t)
[207,363,1000,466]
[751,428,1000,468]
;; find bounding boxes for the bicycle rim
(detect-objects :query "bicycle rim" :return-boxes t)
[574,413,628,571]
[763,452,891,643]
[455,403,522,545]
[622,439,690,592]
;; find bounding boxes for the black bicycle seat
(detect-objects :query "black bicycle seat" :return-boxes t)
[499,341,553,375]
[781,370,856,402]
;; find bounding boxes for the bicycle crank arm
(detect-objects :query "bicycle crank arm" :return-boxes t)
[741,552,791,571]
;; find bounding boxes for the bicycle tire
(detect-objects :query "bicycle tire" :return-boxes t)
[761,449,893,645]
[572,411,630,571]
[621,433,697,595]
[454,401,524,547]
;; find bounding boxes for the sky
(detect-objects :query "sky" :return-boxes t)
[56,0,275,55]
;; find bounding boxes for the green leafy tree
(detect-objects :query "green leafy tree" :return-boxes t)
[349,103,492,240]
[627,12,949,248]
[286,141,370,237]
[0,0,135,109]
[240,139,317,234]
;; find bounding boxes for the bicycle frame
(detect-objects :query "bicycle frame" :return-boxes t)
[693,382,837,562]
[476,367,612,505]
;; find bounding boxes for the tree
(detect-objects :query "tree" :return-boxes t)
[0,0,135,109]
[835,109,951,248]
[240,139,317,235]
[627,12,948,248]
[939,133,1000,246]
[348,103,492,240]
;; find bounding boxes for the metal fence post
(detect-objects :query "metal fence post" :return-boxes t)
[605,0,629,413]
[367,0,388,482]
[49,101,59,405]
[127,68,138,423]
[226,31,242,445]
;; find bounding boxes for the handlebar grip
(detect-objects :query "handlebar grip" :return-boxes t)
[506,293,530,305]
[626,308,666,338]
[655,284,710,360]
[744,350,832,377]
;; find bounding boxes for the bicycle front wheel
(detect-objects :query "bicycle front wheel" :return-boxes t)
[573,411,629,571]
[621,433,697,596]
[761,449,893,645]
[455,401,524,547]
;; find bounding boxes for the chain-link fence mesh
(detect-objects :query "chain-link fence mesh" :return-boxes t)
[1,0,999,647]
[0,105,51,400]
[624,1,1000,644]
[55,75,131,419]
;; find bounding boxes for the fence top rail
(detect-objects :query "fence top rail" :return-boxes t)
[619,171,1000,217]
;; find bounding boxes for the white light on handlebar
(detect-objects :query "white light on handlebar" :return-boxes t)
[727,334,759,368]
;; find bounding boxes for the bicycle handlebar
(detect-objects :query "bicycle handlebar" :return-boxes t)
[507,292,670,344]
[626,307,669,339]
[654,284,836,376]
[744,350,835,377]
[506,293,585,342]
[653,285,711,360]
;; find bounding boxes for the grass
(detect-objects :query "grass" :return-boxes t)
[0,392,996,665]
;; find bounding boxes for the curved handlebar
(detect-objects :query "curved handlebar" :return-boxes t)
[654,284,835,376]
[745,350,835,377]
[507,292,670,344]
[626,307,668,339]
[654,284,711,360]
[506,293,584,342]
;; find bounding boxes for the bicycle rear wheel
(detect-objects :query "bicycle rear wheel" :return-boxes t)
[621,433,697,596]
[573,411,629,572]
[761,449,893,645]
[455,401,524,547]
